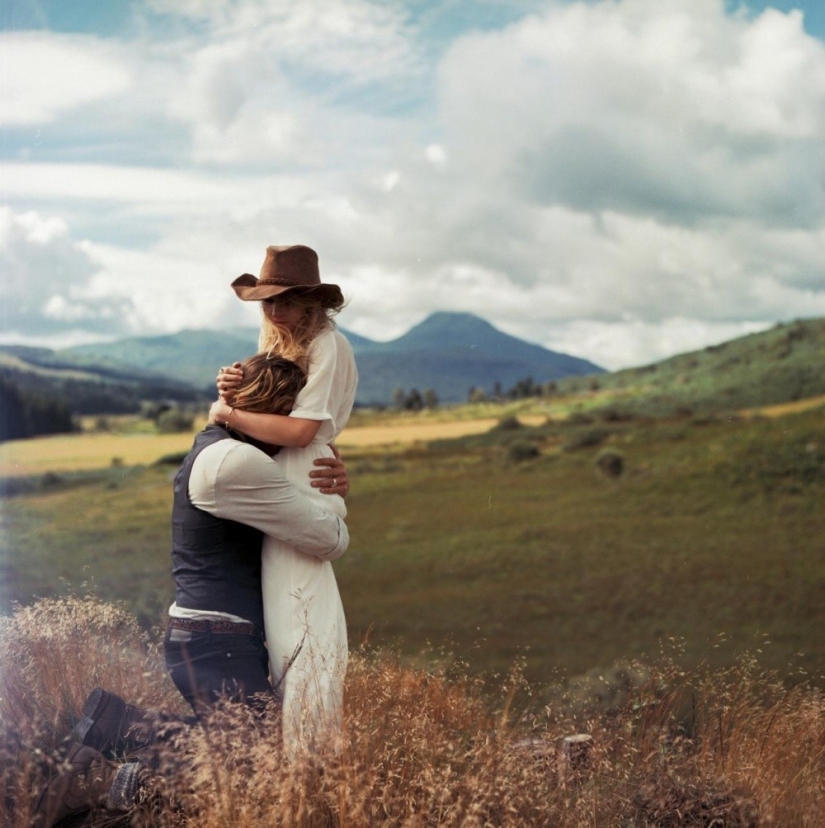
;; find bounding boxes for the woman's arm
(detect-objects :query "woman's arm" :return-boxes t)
[208,400,321,448]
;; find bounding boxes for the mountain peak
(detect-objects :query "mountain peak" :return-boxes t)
[392,312,504,351]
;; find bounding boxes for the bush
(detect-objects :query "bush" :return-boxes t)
[562,427,612,452]
[156,408,195,434]
[595,449,624,477]
[507,441,540,463]
[494,415,522,431]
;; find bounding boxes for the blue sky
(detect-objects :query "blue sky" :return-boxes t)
[2,0,824,369]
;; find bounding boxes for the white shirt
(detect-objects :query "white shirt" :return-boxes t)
[169,433,349,622]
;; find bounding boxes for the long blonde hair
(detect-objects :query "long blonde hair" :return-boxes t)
[258,293,341,368]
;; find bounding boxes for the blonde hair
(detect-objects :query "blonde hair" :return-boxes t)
[258,291,342,368]
[231,354,307,415]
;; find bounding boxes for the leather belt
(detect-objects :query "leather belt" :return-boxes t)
[167,616,260,637]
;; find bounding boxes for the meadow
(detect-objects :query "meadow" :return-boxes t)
[2,399,825,825]
[1,400,823,701]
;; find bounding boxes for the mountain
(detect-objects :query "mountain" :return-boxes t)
[0,344,207,417]
[64,329,259,391]
[59,312,604,404]
[4,315,824,415]
[352,312,603,403]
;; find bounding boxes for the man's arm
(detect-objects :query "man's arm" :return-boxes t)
[189,440,349,561]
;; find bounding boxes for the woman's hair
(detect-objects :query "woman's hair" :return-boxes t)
[258,290,344,367]
[231,353,307,415]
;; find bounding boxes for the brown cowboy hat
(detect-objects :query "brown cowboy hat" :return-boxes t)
[231,245,344,307]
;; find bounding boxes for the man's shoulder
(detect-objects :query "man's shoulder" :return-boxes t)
[194,438,278,482]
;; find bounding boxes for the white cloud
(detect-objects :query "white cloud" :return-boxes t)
[2,0,824,371]
[0,207,135,338]
[437,0,825,223]
[0,32,133,126]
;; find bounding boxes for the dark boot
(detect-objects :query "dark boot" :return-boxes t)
[31,744,141,828]
[73,688,157,756]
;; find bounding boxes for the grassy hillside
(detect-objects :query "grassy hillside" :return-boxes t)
[2,402,823,696]
[0,345,207,416]
[557,317,825,417]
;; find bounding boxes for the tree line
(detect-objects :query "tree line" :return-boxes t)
[390,376,569,410]
[0,375,75,442]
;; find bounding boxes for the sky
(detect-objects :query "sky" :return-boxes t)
[1,0,824,370]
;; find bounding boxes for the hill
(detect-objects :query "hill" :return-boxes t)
[0,345,207,418]
[60,312,603,404]
[555,317,825,417]
[9,315,824,414]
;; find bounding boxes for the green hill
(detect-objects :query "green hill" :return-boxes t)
[556,317,825,417]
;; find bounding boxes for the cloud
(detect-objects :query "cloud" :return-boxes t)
[154,0,423,166]
[3,0,824,370]
[436,0,825,226]
[0,32,132,127]
[0,207,135,341]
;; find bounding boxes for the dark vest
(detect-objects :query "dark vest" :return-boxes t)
[171,426,265,631]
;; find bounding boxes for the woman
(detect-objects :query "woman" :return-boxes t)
[211,244,357,757]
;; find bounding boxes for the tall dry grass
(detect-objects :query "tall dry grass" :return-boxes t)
[1,597,823,826]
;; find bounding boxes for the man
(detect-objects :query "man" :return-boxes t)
[32,355,351,827]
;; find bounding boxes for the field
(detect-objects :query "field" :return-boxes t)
[2,400,823,702]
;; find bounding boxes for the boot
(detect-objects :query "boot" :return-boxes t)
[73,688,157,757]
[31,744,141,828]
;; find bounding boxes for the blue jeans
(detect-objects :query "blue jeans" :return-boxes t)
[163,624,275,717]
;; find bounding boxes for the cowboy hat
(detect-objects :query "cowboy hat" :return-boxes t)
[231,245,343,307]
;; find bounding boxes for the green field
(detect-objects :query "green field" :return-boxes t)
[2,401,823,701]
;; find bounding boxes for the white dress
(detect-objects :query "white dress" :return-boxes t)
[260,327,358,758]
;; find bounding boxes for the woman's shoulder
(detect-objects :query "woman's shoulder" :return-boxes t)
[310,325,354,357]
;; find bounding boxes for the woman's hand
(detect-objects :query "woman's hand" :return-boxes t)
[208,398,233,426]
[216,362,244,402]
[310,445,350,497]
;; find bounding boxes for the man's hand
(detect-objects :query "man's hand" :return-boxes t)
[310,446,350,497]
[216,362,244,403]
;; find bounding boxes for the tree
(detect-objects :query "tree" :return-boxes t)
[392,387,406,409]
[405,388,424,411]
[423,389,439,409]
[0,376,26,441]
[0,375,75,442]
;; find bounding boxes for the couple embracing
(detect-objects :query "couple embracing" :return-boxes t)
[34,245,358,826]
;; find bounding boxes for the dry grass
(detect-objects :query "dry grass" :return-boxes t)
[2,598,824,826]
[0,432,198,478]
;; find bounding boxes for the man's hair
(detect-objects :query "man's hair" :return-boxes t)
[231,354,307,415]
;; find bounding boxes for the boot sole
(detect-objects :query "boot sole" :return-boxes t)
[72,687,106,747]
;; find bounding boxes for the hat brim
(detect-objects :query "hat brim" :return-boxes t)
[231,274,343,307]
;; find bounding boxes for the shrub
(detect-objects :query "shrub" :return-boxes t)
[156,408,195,434]
[562,427,612,452]
[728,430,824,493]
[494,415,522,431]
[506,441,540,463]
[595,449,624,477]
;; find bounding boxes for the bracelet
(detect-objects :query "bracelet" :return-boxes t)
[225,407,234,425]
